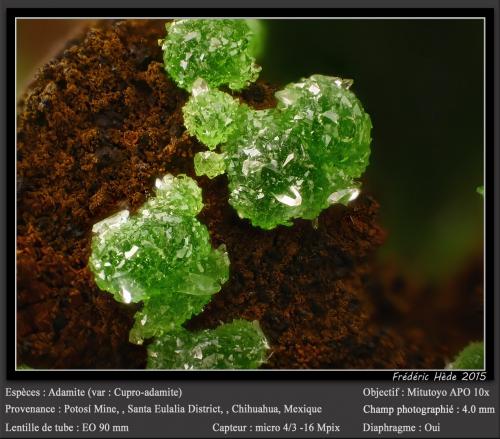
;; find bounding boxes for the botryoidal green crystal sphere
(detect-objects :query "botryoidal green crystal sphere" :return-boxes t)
[148,320,269,369]
[88,174,230,343]
[183,79,243,150]
[187,75,372,229]
[161,19,261,91]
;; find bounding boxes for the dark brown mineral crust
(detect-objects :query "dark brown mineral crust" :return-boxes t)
[366,255,484,367]
[17,20,480,369]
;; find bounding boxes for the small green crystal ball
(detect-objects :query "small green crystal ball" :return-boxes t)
[147,320,269,369]
[450,342,484,369]
[187,75,372,229]
[89,175,229,342]
[183,79,243,150]
[194,151,227,179]
[162,19,261,91]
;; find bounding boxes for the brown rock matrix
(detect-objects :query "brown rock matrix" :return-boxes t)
[18,19,443,369]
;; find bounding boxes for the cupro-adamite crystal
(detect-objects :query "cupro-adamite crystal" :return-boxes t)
[161,19,261,91]
[194,151,227,179]
[186,75,372,229]
[183,79,243,150]
[449,342,484,369]
[89,175,269,368]
[88,174,230,343]
[148,320,269,369]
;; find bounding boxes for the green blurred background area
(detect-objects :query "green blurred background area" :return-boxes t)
[17,18,484,281]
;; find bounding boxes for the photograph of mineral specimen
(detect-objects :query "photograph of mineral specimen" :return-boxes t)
[16,18,484,369]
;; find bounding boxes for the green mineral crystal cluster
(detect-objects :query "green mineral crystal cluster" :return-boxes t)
[90,18,373,369]
[449,342,484,369]
[187,76,371,229]
[161,19,261,91]
[148,320,269,369]
[89,174,268,369]
[163,19,372,229]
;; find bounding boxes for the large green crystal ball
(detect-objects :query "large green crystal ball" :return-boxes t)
[88,174,229,343]
[147,320,269,369]
[188,74,372,229]
[276,75,372,179]
[162,19,261,91]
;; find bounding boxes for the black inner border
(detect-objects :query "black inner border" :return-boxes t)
[6,7,496,381]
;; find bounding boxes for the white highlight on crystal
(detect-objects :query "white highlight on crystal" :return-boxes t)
[328,188,360,204]
[348,189,360,201]
[275,89,296,106]
[184,31,200,42]
[282,153,294,167]
[208,37,221,52]
[242,159,262,176]
[121,287,132,304]
[192,78,209,96]
[308,83,321,95]
[192,345,203,360]
[155,174,174,191]
[92,210,129,235]
[242,146,262,158]
[322,110,339,123]
[176,247,188,259]
[274,186,302,207]
[124,245,139,259]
